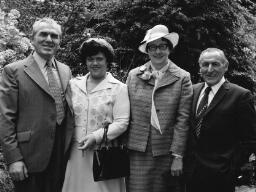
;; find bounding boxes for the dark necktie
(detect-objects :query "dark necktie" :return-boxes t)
[194,86,211,137]
[46,61,65,124]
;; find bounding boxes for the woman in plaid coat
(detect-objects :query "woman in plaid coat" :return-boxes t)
[126,24,193,192]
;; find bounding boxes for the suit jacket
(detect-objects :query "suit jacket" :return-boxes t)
[185,81,256,176]
[126,60,193,156]
[0,55,74,172]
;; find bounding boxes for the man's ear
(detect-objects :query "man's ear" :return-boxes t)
[199,68,203,75]
[30,39,34,47]
[224,62,229,72]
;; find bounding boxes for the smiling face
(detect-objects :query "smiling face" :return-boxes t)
[86,52,107,80]
[199,51,228,86]
[147,38,171,70]
[31,22,61,60]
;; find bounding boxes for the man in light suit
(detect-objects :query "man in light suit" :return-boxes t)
[185,48,256,192]
[0,18,74,192]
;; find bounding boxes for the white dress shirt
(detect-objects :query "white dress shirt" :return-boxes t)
[33,52,62,88]
[196,77,226,112]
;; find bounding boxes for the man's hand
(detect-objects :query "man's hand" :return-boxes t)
[8,161,28,181]
[78,134,96,150]
[171,158,183,176]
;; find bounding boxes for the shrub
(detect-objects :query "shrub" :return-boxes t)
[0,8,32,72]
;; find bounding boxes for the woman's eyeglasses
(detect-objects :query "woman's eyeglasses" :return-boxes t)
[147,44,168,52]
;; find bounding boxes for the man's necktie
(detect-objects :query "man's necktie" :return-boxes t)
[46,61,65,124]
[194,86,211,137]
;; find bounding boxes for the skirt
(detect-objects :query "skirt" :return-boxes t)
[126,140,172,192]
[62,142,126,192]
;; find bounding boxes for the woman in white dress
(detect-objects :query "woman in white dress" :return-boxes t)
[62,38,130,192]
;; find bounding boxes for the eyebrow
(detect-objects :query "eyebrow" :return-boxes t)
[200,61,222,65]
[148,43,168,46]
[39,31,59,36]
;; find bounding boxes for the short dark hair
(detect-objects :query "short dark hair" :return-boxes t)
[79,39,114,64]
[145,37,173,53]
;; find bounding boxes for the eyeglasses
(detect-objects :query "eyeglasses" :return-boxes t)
[147,44,168,52]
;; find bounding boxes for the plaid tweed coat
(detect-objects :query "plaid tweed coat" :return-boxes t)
[126,60,193,156]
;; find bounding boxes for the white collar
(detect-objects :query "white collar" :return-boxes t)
[203,77,226,95]
[74,72,120,94]
[33,52,56,69]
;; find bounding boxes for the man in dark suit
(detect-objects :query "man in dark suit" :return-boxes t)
[0,18,74,192]
[185,48,256,192]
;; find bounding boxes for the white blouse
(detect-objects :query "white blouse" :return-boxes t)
[69,72,130,144]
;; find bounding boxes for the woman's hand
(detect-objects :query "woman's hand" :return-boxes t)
[170,158,183,176]
[78,134,96,150]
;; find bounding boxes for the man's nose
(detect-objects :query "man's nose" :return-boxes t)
[207,64,213,72]
[45,34,53,42]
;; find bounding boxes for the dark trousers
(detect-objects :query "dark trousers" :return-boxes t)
[14,124,66,192]
[186,166,235,192]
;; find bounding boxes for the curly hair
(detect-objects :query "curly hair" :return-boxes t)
[79,38,114,65]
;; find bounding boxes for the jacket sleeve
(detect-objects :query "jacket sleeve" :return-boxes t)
[93,83,130,144]
[0,66,23,164]
[237,90,256,149]
[170,73,193,156]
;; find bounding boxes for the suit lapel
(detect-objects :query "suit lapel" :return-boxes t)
[65,83,74,115]
[204,81,229,116]
[192,83,204,118]
[24,55,52,97]
[55,60,70,93]
[155,62,180,89]
[155,71,179,89]
[147,77,155,86]
[55,60,73,112]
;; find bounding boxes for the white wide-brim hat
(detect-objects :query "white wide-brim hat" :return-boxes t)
[138,24,179,54]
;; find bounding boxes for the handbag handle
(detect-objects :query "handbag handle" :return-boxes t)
[98,122,126,149]
[98,122,110,149]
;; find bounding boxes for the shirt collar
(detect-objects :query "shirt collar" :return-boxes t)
[74,72,120,94]
[203,76,226,95]
[33,52,56,69]
[150,61,170,73]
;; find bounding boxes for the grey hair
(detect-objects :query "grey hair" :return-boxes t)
[199,48,229,65]
[31,17,62,38]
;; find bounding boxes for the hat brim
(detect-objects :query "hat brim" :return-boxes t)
[138,32,179,54]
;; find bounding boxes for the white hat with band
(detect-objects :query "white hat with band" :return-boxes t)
[138,24,179,54]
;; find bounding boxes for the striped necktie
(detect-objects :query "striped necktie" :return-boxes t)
[46,61,65,124]
[194,86,211,137]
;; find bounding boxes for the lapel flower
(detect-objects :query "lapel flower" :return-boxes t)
[138,65,152,81]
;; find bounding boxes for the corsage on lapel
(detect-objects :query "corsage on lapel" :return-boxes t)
[137,63,153,81]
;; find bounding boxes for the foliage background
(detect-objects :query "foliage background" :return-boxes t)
[0,0,256,191]
[1,0,256,90]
